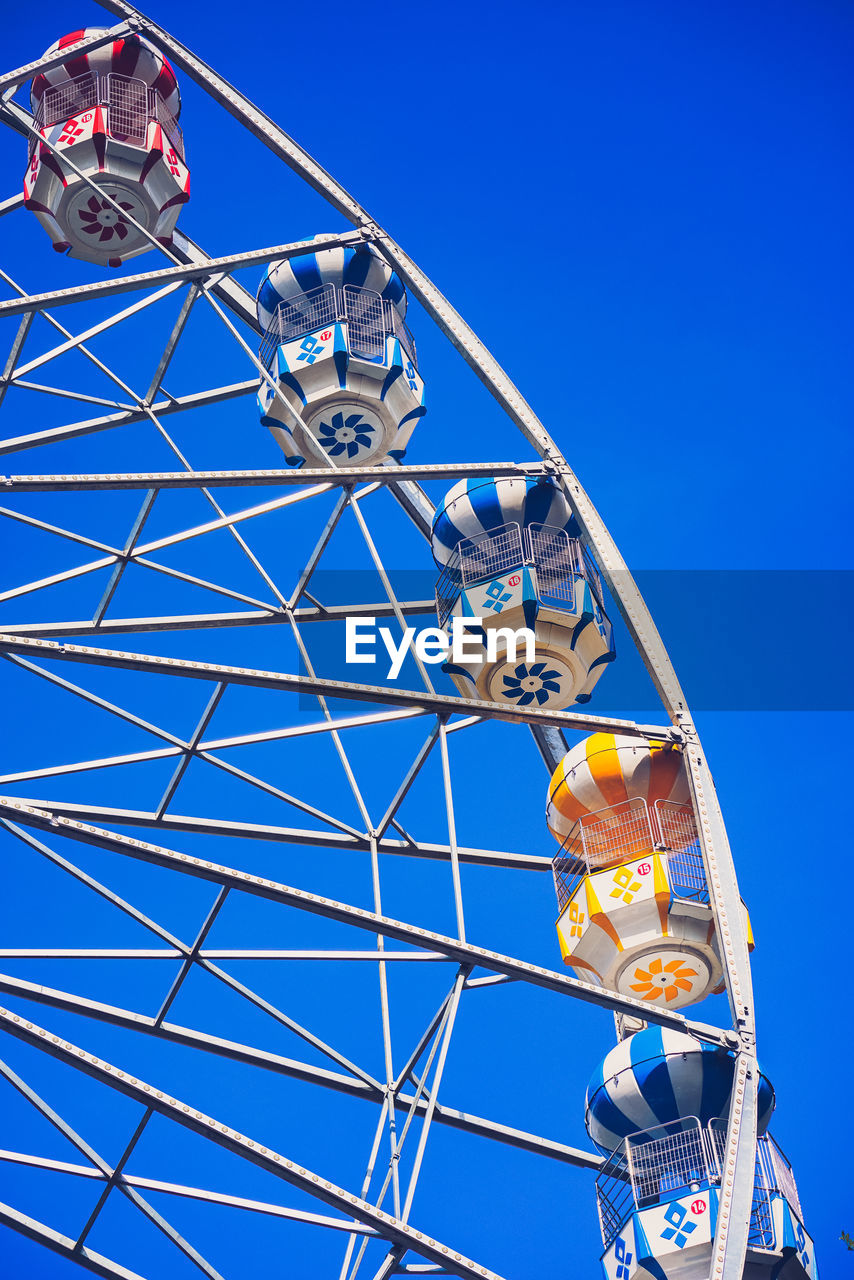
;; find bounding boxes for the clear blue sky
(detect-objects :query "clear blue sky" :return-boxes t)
[0,1,851,1278]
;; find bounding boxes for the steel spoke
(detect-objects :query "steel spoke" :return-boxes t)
[0,1008,508,1280]
[0,1059,225,1279]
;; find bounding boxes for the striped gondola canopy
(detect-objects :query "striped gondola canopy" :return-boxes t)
[585,1027,775,1154]
[430,476,579,570]
[546,731,690,843]
[31,29,181,117]
[257,239,407,333]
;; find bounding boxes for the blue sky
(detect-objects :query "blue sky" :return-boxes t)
[0,1,851,1278]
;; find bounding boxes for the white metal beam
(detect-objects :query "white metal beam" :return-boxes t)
[0,24,134,95]
[0,632,675,740]
[0,797,726,1040]
[0,235,364,319]
[1,795,547,870]
[0,949,451,961]
[0,1058,223,1278]
[0,462,542,491]
[0,381,256,455]
[0,601,437,638]
[0,1006,509,1280]
[0,1200,147,1280]
[0,970,598,1168]
[0,1149,383,1234]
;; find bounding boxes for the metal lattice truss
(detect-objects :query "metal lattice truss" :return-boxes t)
[0,5,759,1279]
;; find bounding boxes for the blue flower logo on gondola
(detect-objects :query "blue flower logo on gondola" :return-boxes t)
[613,1237,633,1280]
[316,411,374,459]
[502,661,562,707]
[659,1202,697,1249]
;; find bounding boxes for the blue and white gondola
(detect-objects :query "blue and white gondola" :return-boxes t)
[588,1029,818,1280]
[255,237,425,468]
[430,476,615,710]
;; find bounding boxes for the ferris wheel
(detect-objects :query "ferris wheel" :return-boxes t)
[0,7,819,1280]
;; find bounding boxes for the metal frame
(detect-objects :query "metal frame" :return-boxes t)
[0,5,759,1278]
[597,1116,800,1257]
[33,68,185,156]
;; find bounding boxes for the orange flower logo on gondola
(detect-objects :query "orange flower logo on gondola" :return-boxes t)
[630,957,697,1002]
